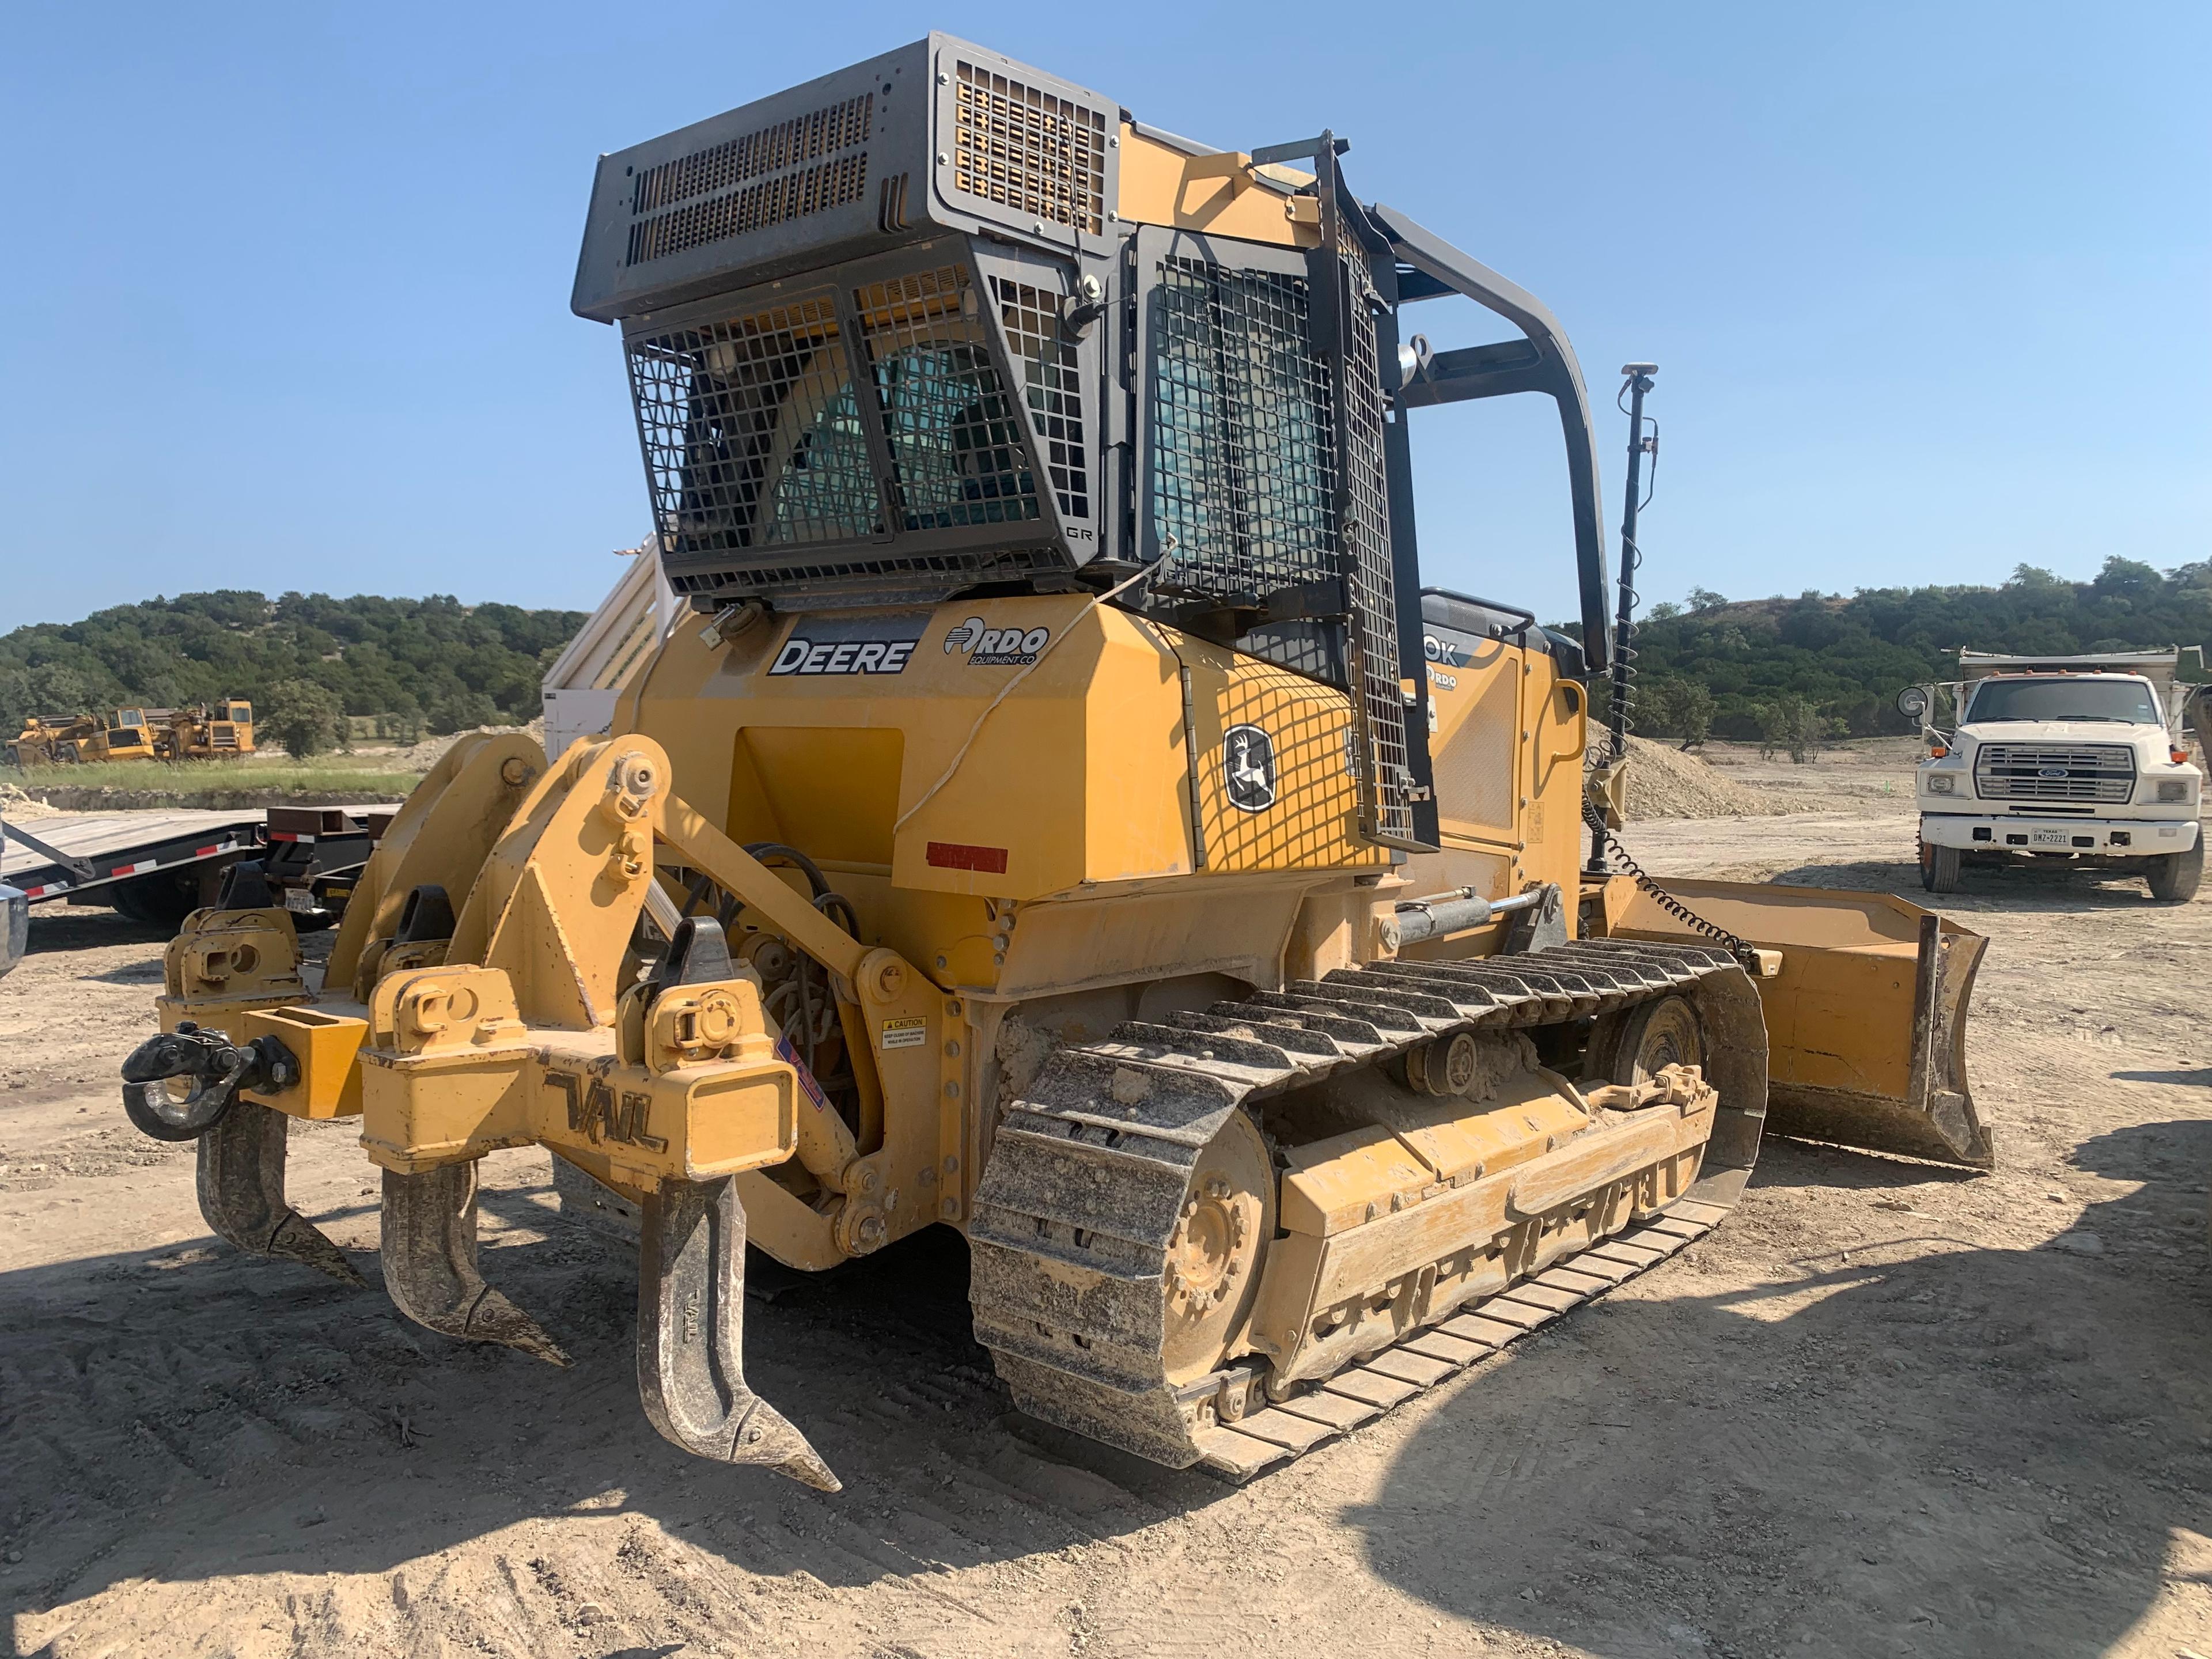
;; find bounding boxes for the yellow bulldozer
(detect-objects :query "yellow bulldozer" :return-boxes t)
[118,36,1987,1491]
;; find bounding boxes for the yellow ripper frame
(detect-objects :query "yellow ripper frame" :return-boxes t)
[134,732,958,1491]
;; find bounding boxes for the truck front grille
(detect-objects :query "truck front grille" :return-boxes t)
[1974,743,2135,803]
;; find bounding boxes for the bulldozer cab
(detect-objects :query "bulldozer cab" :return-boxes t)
[571,44,1640,858]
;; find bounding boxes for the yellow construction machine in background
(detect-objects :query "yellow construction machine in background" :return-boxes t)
[120,35,1986,1492]
[7,709,158,765]
[6,700,255,766]
[155,699,256,760]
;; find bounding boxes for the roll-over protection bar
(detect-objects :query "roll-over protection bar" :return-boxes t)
[1369,203,1612,672]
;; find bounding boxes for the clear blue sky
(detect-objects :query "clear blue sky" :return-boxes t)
[2,1,2205,630]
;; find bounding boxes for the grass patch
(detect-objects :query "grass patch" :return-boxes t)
[6,756,421,805]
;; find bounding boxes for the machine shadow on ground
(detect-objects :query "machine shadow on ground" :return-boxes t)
[18,910,175,955]
[0,1188,1229,1647]
[1352,1131,2212,1658]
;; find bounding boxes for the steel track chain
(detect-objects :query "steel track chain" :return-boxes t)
[967,937,1748,1476]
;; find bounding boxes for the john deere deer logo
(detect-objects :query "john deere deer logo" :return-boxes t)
[1224,724,1277,812]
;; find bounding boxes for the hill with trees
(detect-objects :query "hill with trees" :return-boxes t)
[1569,557,2212,753]
[6,560,2204,764]
[0,591,586,752]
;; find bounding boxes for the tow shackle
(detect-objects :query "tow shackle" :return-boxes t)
[119,1022,300,1142]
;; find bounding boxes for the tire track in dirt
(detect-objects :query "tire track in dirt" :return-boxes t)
[7,803,2212,1656]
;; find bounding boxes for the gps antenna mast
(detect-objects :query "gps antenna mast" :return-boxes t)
[1585,362,1658,876]
[1607,362,1657,763]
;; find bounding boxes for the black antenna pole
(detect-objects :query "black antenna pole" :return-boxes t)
[1607,363,1657,761]
[1586,362,1657,876]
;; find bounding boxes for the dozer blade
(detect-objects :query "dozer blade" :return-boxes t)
[639,1174,839,1492]
[380,1163,571,1365]
[199,1101,366,1286]
[1615,880,1991,1168]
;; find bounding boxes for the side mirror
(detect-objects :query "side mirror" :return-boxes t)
[1895,685,1929,721]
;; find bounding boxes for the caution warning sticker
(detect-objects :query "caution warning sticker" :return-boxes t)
[880,1016,929,1051]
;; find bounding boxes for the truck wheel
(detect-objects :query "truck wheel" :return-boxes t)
[1918,836,1961,895]
[2146,839,2203,903]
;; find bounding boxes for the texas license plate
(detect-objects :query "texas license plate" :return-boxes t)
[282,888,317,913]
[2029,827,2074,849]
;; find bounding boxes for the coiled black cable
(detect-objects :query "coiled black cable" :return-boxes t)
[1582,798,1758,970]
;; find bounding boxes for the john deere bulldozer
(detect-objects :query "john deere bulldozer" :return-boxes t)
[120,36,1986,1491]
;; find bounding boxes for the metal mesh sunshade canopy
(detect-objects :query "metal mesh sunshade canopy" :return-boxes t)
[1140,229,1416,844]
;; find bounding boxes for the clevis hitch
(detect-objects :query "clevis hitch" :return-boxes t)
[120,1022,297,1141]
[119,1024,363,1285]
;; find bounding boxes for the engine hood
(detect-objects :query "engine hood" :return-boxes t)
[1955,720,2163,748]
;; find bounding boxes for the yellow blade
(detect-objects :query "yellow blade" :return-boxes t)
[1613,880,1991,1168]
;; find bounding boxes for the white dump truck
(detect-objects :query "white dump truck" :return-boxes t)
[1900,649,2204,900]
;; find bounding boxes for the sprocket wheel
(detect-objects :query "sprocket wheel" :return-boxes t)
[1159,1109,1274,1385]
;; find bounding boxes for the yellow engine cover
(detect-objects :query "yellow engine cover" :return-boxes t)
[628,596,1391,902]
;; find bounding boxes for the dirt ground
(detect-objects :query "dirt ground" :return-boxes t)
[5,786,2210,1658]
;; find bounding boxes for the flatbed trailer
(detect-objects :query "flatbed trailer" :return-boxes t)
[1,809,267,928]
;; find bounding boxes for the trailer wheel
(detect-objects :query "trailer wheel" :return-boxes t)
[1918,835,1961,895]
[2146,839,2203,903]
[111,872,202,931]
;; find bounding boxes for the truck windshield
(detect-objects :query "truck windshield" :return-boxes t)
[1964,678,2161,724]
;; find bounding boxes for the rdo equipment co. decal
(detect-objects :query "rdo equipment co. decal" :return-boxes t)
[944,616,1051,666]
[1224,724,1278,812]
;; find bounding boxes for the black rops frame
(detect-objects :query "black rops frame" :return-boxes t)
[1117,135,1615,853]
[1369,202,1613,669]
[1358,192,1615,849]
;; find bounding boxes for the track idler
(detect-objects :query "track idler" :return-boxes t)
[381,1162,571,1366]
[641,1174,840,1491]
[119,1024,363,1285]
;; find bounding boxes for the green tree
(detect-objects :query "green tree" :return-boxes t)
[1639,676,1715,748]
[426,688,499,737]
[0,590,585,732]
[263,679,344,757]
[0,664,96,736]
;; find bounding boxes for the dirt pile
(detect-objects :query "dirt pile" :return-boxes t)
[0,781,61,820]
[1619,735,1789,820]
[393,718,546,770]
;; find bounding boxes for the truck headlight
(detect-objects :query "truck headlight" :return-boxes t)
[2158,779,2192,802]
[1926,774,1956,796]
